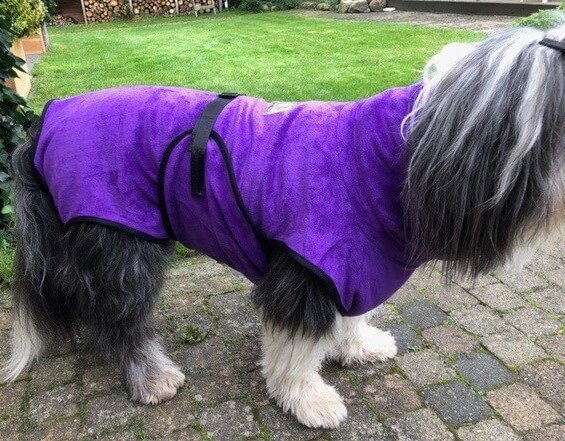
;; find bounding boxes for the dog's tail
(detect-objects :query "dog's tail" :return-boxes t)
[3,127,70,382]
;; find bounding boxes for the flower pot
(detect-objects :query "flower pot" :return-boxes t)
[21,25,47,55]
[5,39,31,99]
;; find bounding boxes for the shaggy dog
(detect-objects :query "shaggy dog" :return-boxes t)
[3,25,565,428]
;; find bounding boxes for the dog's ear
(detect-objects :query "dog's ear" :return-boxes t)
[403,25,565,281]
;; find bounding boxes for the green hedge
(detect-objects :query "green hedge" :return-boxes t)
[0,0,46,39]
[235,0,302,13]
[515,2,565,30]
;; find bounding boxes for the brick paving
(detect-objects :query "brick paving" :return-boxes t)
[0,234,561,439]
[2,12,564,441]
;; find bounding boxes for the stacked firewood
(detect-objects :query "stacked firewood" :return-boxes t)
[131,0,177,16]
[84,0,129,23]
[178,0,216,14]
[83,0,219,23]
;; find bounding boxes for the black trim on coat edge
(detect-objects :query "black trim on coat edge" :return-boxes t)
[66,217,171,243]
[157,128,346,314]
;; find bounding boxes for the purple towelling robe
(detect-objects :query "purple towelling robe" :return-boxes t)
[34,83,422,316]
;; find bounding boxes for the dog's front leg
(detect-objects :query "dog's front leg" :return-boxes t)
[261,320,347,429]
[330,313,397,366]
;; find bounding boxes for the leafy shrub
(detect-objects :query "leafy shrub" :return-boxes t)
[0,0,46,38]
[0,28,37,231]
[514,3,565,30]
[42,0,59,17]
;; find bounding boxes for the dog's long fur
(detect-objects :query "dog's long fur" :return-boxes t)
[4,25,565,428]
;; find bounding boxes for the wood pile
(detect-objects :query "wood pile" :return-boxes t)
[131,0,177,16]
[84,0,129,23]
[82,0,219,23]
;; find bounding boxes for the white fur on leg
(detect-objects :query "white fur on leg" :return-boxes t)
[331,313,397,366]
[261,318,347,429]
[127,340,185,405]
[2,307,45,382]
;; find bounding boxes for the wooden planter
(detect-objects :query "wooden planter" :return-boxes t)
[21,26,47,55]
[5,39,31,99]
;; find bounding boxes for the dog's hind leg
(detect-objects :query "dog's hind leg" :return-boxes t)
[329,313,397,366]
[64,224,184,404]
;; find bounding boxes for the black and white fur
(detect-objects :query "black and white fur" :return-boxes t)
[3,25,565,428]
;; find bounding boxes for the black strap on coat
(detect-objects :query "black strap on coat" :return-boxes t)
[189,92,242,196]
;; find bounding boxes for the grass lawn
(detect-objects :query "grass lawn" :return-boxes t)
[0,12,482,286]
[29,11,482,111]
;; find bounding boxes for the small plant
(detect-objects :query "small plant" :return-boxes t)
[180,324,207,344]
[514,3,565,30]
[0,28,37,232]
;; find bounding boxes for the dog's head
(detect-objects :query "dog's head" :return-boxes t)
[402,24,565,280]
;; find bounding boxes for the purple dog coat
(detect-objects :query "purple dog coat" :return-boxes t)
[34,83,422,316]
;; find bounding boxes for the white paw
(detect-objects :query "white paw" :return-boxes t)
[270,377,347,429]
[335,326,397,366]
[136,365,186,405]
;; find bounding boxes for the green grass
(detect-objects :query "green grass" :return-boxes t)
[29,11,482,111]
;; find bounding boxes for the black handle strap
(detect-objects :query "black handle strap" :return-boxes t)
[539,38,565,54]
[189,93,241,196]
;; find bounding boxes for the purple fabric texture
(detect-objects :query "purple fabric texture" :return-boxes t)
[34,83,422,316]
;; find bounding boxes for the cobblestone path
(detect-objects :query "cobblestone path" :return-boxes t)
[0,234,563,440]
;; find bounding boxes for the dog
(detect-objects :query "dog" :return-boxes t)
[3,25,564,429]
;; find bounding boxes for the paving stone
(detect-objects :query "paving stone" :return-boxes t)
[323,364,363,406]
[240,367,270,406]
[422,324,479,355]
[162,427,202,440]
[529,287,565,314]
[536,333,565,362]
[494,271,548,293]
[504,307,561,337]
[457,419,520,441]
[526,252,562,272]
[455,353,515,390]
[452,305,510,336]
[86,394,138,432]
[520,360,565,405]
[487,383,560,431]
[543,267,565,286]
[142,393,197,437]
[369,304,400,326]
[469,283,526,311]
[332,404,394,440]
[480,328,546,366]
[398,300,448,329]
[381,322,423,354]
[362,373,421,418]
[227,335,262,373]
[410,278,479,312]
[201,400,260,440]
[524,424,565,441]
[388,408,454,441]
[0,381,25,416]
[95,431,137,440]
[208,291,261,337]
[83,363,123,395]
[0,329,9,360]
[260,405,321,440]
[29,384,79,423]
[457,274,499,290]
[388,283,424,305]
[26,417,82,441]
[165,294,213,338]
[0,419,20,441]
[423,381,493,426]
[397,350,456,386]
[30,355,76,389]
[179,336,229,372]
[187,364,241,404]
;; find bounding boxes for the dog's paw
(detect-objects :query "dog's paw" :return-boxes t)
[335,326,397,366]
[135,365,186,405]
[292,380,347,429]
[270,376,347,429]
